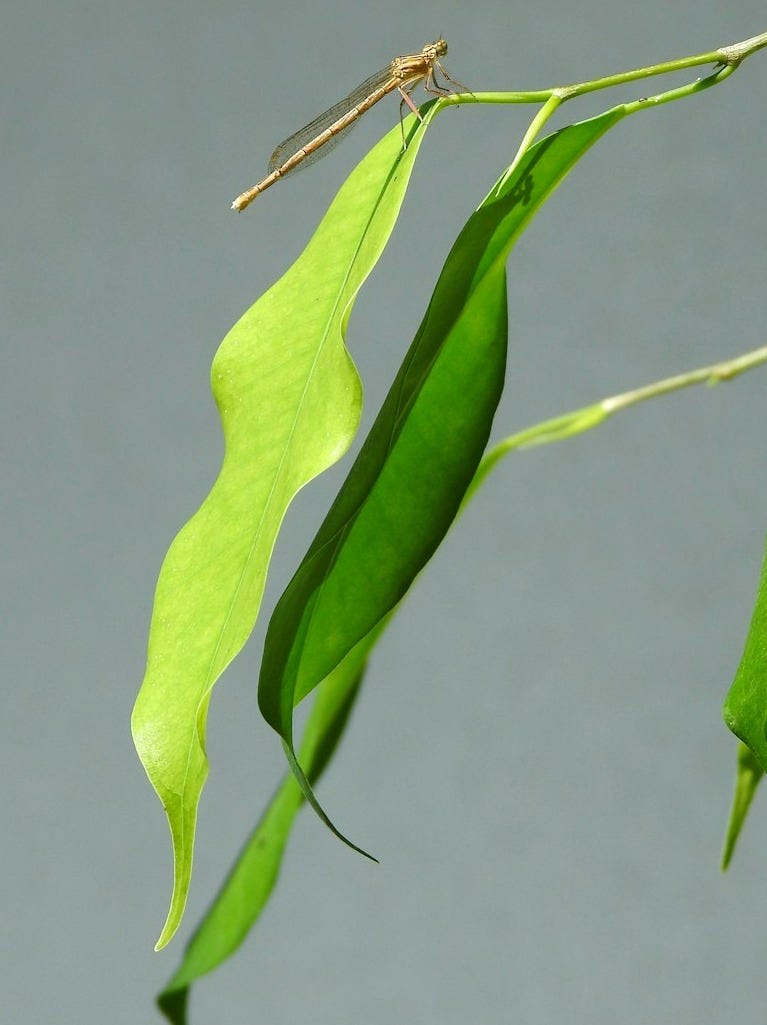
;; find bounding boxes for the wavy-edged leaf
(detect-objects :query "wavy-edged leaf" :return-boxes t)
[156,640,369,1024]
[131,107,439,949]
[257,107,625,836]
[157,105,655,1012]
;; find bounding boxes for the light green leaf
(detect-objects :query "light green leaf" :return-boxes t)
[132,106,438,949]
[159,104,676,1010]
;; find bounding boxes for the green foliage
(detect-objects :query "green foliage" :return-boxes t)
[132,106,438,949]
[723,541,767,770]
[130,31,767,1023]
[154,108,624,1022]
[157,645,367,1023]
[721,741,764,870]
[256,109,623,844]
[722,540,767,863]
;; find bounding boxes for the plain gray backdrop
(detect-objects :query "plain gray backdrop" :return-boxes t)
[4,2,767,1022]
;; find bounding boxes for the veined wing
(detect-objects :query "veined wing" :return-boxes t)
[267,64,396,173]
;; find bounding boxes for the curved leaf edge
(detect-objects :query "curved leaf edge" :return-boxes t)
[135,105,440,950]
[153,101,627,1008]
[259,106,626,849]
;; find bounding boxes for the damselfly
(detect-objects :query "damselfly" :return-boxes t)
[232,39,463,211]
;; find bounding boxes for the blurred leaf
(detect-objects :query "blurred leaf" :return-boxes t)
[721,539,767,863]
[131,107,438,949]
[721,742,764,870]
[723,538,767,771]
[156,642,369,1024]
[257,107,625,842]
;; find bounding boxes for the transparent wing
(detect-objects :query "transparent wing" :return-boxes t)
[269,120,357,175]
[268,65,394,173]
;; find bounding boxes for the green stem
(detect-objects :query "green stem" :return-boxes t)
[602,346,767,414]
[465,345,767,504]
[444,30,767,504]
[445,29,767,111]
[493,94,563,194]
[437,29,766,169]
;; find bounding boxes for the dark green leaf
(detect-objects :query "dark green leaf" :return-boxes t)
[257,107,625,842]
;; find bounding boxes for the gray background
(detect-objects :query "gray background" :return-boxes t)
[3,2,767,1022]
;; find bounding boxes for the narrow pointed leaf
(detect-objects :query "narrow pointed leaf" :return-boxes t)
[132,107,438,948]
[722,537,767,859]
[721,741,763,870]
[723,538,767,770]
[258,107,625,837]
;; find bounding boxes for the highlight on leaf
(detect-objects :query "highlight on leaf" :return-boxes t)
[131,30,767,1022]
[132,105,439,948]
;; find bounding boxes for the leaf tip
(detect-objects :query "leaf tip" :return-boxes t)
[282,740,379,862]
